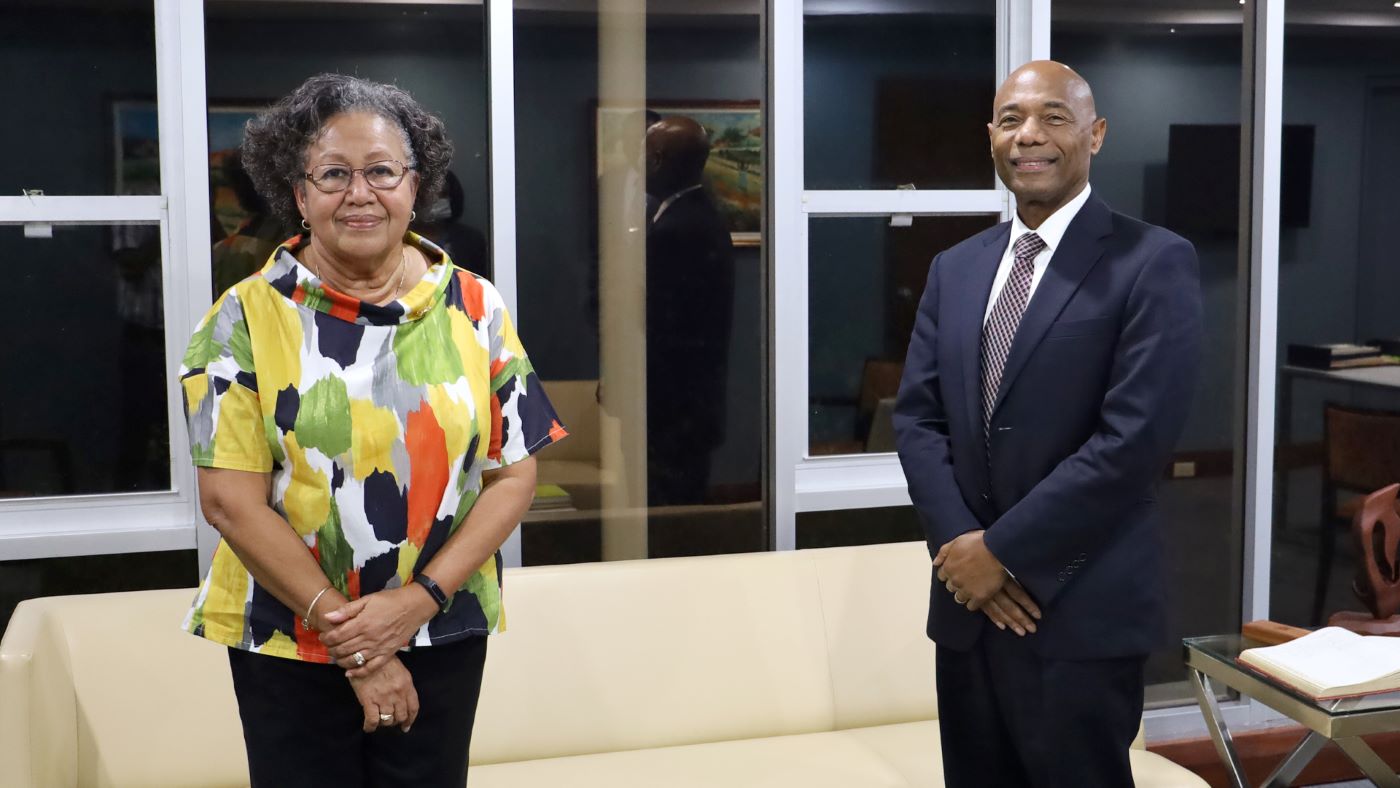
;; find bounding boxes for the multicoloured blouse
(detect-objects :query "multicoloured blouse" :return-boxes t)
[179,233,565,662]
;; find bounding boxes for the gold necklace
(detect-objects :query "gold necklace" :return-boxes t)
[311,247,408,304]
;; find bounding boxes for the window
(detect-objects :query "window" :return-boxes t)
[203,1,491,292]
[1272,1,1400,629]
[804,2,997,191]
[1053,0,1247,705]
[808,215,1000,456]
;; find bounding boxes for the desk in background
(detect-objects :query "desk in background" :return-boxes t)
[1275,364,1400,528]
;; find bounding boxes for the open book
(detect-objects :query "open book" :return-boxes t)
[1238,627,1400,699]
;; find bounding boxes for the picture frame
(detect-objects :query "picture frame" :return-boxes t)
[594,100,762,246]
[112,99,267,239]
[207,103,269,238]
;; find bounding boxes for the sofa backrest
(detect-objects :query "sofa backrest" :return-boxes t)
[470,549,838,764]
[804,541,939,729]
[0,541,950,784]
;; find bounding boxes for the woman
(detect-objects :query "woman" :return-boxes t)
[178,73,566,786]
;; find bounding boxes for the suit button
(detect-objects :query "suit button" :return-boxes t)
[981,493,990,503]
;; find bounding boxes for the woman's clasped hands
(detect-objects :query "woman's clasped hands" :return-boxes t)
[315,586,440,732]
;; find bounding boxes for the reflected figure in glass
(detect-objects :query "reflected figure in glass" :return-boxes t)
[411,170,490,279]
[644,116,736,507]
[211,151,291,299]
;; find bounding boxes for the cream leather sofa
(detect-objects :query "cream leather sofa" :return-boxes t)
[0,541,1206,787]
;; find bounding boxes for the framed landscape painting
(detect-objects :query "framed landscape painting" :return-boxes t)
[595,100,762,246]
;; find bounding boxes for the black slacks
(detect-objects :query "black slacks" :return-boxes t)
[936,625,1145,788]
[228,636,487,788]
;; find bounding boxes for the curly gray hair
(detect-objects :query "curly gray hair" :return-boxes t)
[240,74,454,227]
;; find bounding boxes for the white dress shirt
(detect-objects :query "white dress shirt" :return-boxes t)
[983,184,1094,324]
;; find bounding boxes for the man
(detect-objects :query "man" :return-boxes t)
[643,116,735,506]
[893,61,1203,786]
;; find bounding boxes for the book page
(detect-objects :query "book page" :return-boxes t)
[1241,628,1400,693]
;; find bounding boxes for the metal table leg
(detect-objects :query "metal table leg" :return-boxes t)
[1260,731,1325,788]
[1334,736,1400,787]
[1190,668,1249,788]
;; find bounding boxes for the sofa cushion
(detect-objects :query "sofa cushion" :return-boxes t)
[839,721,1207,787]
[472,551,835,765]
[803,542,939,729]
[471,728,911,788]
[473,720,1207,788]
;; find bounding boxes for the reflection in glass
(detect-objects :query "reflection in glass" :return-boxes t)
[515,1,765,565]
[808,215,1000,456]
[797,507,922,550]
[0,550,197,642]
[0,1,159,195]
[1053,1,1244,705]
[804,1,997,190]
[203,1,491,291]
[1273,3,1400,629]
[0,224,169,498]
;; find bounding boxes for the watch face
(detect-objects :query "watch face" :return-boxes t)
[418,575,448,607]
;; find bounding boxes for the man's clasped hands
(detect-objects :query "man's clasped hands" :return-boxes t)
[934,530,1042,636]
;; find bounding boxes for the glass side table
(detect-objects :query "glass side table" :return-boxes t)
[1185,634,1400,787]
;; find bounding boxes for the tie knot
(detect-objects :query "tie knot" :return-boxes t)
[1013,232,1046,262]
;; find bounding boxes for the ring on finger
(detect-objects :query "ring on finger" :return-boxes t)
[379,712,394,723]
[353,651,366,667]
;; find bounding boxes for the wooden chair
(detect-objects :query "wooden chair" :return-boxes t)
[1313,404,1400,624]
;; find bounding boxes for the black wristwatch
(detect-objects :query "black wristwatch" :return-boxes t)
[413,573,451,613]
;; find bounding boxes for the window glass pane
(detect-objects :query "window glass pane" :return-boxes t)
[804,2,997,190]
[0,224,169,497]
[0,1,159,195]
[203,1,490,296]
[809,215,999,456]
[1053,1,1245,705]
[0,550,196,638]
[797,506,922,550]
[515,0,766,566]
[1273,3,1400,630]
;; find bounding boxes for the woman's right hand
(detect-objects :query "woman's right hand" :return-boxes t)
[347,655,419,733]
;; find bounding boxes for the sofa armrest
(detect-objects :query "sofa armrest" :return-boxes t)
[0,599,79,788]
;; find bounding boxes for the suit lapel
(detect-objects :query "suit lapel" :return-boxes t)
[990,195,1114,417]
[959,224,1011,453]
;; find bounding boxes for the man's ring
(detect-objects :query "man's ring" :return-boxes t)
[379,713,394,722]
[954,592,967,605]
[353,651,366,667]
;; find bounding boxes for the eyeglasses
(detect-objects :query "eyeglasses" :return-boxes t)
[303,160,413,193]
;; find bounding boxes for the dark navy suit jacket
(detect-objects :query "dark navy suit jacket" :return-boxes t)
[893,195,1204,660]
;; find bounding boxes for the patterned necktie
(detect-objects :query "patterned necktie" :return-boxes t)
[981,232,1047,435]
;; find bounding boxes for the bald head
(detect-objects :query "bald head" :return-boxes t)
[988,60,1107,228]
[994,60,1096,122]
[647,116,711,196]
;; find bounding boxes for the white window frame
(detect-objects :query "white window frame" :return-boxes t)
[0,0,211,562]
[487,0,525,568]
[773,0,1035,548]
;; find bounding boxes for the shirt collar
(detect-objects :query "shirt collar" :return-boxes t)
[262,232,454,326]
[1009,182,1093,255]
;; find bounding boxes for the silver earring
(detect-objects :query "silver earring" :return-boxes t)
[410,210,417,222]
[300,219,310,230]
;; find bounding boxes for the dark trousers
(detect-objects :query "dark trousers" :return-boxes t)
[228,636,487,788]
[936,626,1145,788]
